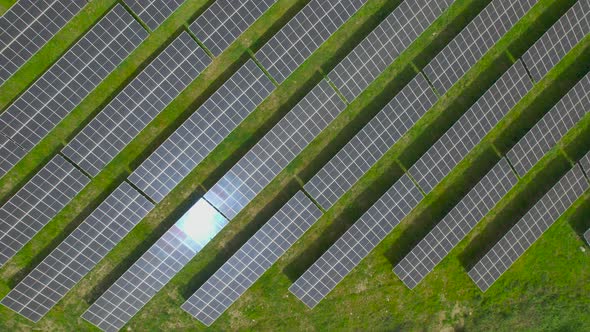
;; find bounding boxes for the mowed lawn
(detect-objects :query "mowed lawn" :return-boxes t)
[0,0,589,331]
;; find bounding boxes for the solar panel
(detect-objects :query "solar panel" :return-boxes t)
[289,174,423,308]
[123,0,184,31]
[0,134,26,177]
[128,59,275,203]
[423,0,537,94]
[255,0,367,83]
[409,62,532,194]
[182,191,322,326]
[0,155,89,267]
[82,199,227,332]
[190,0,278,56]
[394,158,518,289]
[61,32,211,176]
[507,73,590,177]
[0,182,153,322]
[304,74,437,210]
[327,0,452,101]
[0,4,148,177]
[585,229,590,245]
[0,0,86,84]
[580,150,590,175]
[204,79,346,220]
[521,0,590,82]
[468,165,588,292]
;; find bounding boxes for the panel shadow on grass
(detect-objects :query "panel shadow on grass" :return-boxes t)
[458,154,573,270]
[179,179,300,299]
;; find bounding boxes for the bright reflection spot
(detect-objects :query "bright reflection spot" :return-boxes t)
[175,199,228,251]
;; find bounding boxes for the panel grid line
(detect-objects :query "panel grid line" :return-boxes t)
[468,166,589,291]
[61,32,211,176]
[423,0,537,94]
[0,155,90,267]
[0,4,148,177]
[304,74,437,210]
[255,0,368,83]
[128,59,275,202]
[0,0,87,84]
[0,183,153,322]
[82,198,228,331]
[327,0,453,101]
[521,0,590,82]
[409,61,533,194]
[181,192,322,326]
[203,79,346,220]
[394,159,518,289]
[507,73,590,177]
[290,174,423,308]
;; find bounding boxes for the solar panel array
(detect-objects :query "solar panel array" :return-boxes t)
[0,155,89,267]
[61,32,211,176]
[0,0,86,84]
[204,80,345,220]
[409,62,532,194]
[82,199,227,332]
[423,0,537,94]
[182,191,322,326]
[468,166,589,292]
[0,5,148,177]
[394,158,518,289]
[0,182,153,322]
[327,0,452,101]
[128,59,275,202]
[304,74,437,210]
[255,0,367,83]
[190,0,278,56]
[123,0,184,31]
[0,134,26,176]
[290,174,423,308]
[580,150,590,174]
[507,73,590,177]
[521,0,590,82]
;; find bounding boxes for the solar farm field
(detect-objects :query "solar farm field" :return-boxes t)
[0,0,589,331]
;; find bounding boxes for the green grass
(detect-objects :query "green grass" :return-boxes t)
[0,1,118,107]
[0,0,15,15]
[1,0,589,330]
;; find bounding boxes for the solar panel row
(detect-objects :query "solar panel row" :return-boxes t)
[181,192,322,326]
[0,4,148,178]
[123,0,184,31]
[0,134,26,176]
[328,0,453,101]
[423,0,537,94]
[521,0,590,82]
[580,151,590,249]
[468,165,588,291]
[128,59,275,203]
[0,182,153,322]
[61,32,211,176]
[204,79,346,220]
[255,0,367,83]
[0,155,89,267]
[0,0,86,84]
[190,0,278,56]
[409,61,532,194]
[304,74,437,210]
[290,174,423,308]
[580,150,590,175]
[507,73,590,177]
[394,158,518,289]
[82,199,228,332]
